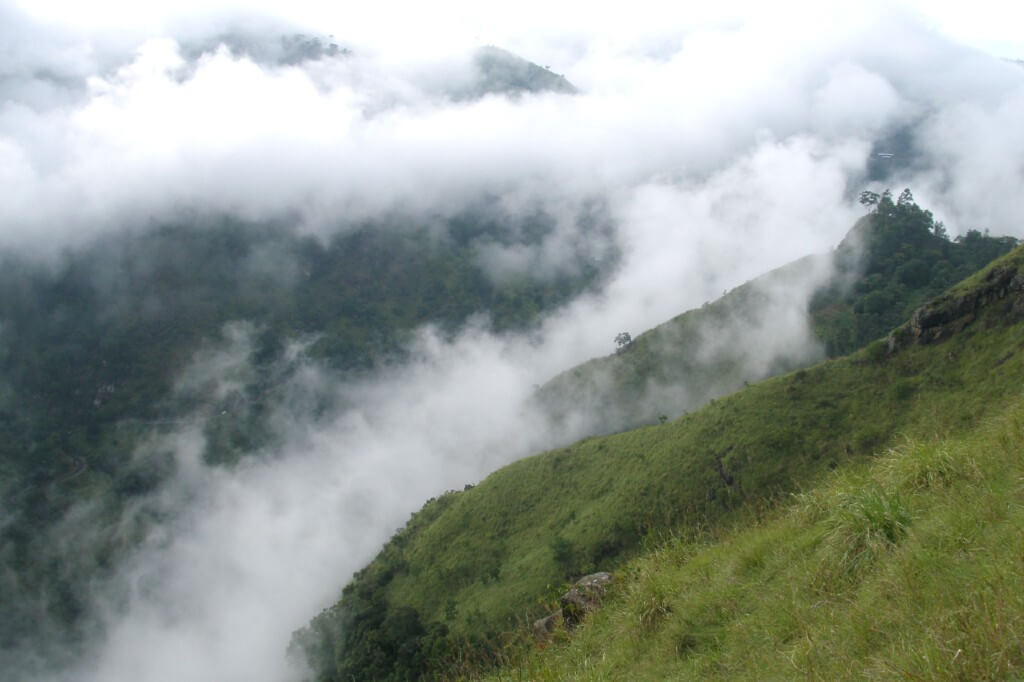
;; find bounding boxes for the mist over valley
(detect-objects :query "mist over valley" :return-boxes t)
[2,2,1024,680]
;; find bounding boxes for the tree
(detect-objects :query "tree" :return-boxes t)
[859,190,880,209]
[614,332,632,353]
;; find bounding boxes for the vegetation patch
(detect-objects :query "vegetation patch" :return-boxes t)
[487,397,1024,681]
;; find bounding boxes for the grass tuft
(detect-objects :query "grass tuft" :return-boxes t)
[629,577,673,632]
[823,484,910,579]
[880,439,982,492]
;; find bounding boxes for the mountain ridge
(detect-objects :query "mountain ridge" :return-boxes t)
[294,212,1024,680]
[537,193,1015,437]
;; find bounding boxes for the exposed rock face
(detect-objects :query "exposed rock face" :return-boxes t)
[889,263,1024,353]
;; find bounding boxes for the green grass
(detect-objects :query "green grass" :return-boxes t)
[299,244,1024,680]
[488,395,1024,681]
[393,312,1023,634]
[536,253,831,435]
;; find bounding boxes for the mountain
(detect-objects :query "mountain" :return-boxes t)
[0,206,612,662]
[0,210,609,471]
[490,374,1024,680]
[293,212,1023,680]
[0,192,1015,678]
[490,246,1024,679]
[180,31,351,67]
[0,42,604,673]
[537,251,831,435]
[177,37,578,101]
[537,190,1016,437]
[462,46,578,99]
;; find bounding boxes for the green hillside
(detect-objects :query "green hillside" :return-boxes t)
[296,240,1024,680]
[489,394,1024,680]
[538,190,1016,435]
[536,251,831,435]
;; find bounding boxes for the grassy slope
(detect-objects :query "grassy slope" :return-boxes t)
[536,253,829,433]
[300,245,1024,680]
[538,200,1017,437]
[492,389,1024,680]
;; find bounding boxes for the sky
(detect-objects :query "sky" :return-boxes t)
[2,2,1024,681]
[8,0,1024,60]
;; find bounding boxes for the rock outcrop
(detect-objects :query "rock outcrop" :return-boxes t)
[533,572,614,642]
[889,261,1024,353]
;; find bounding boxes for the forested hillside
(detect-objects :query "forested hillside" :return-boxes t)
[0,205,612,659]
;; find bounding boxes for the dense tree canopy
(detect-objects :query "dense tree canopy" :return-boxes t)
[811,189,1016,356]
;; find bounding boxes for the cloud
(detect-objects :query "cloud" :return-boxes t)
[3,3,1024,681]
[2,1,1021,257]
[909,84,1024,234]
[21,321,556,682]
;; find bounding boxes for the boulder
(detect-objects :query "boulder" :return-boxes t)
[532,572,614,643]
[560,572,613,626]
[532,611,562,641]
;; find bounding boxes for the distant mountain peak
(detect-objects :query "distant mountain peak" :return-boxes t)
[464,45,578,99]
[180,31,351,68]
